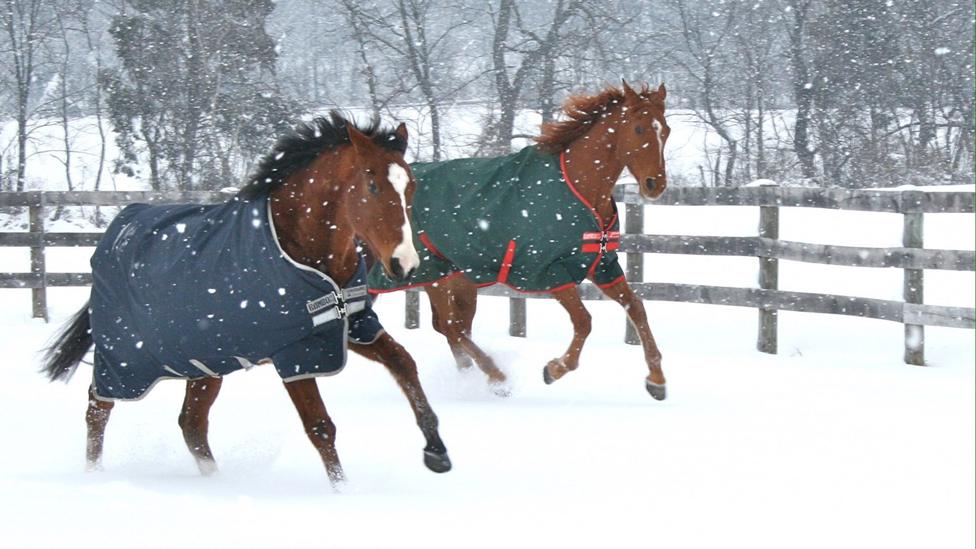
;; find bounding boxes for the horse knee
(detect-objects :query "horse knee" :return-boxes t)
[431,314,448,336]
[575,309,592,338]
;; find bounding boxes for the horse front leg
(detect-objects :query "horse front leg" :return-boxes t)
[597,279,666,400]
[349,332,451,473]
[542,286,592,384]
[283,378,345,485]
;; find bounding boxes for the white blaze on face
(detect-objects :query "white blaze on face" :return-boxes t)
[387,163,420,273]
[651,119,664,167]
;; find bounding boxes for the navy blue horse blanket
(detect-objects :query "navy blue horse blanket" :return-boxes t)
[89,194,383,401]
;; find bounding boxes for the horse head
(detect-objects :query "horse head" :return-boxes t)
[343,123,420,281]
[616,80,670,200]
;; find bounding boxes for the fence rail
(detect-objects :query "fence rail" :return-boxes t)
[1,186,972,365]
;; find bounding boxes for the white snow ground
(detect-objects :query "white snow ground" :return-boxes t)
[0,202,973,549]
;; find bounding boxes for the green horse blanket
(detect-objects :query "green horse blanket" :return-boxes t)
[369,145,624,294]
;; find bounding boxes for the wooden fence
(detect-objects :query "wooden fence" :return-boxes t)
[1,186,973,365]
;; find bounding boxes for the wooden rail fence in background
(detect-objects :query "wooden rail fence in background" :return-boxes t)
[1,186,973,365]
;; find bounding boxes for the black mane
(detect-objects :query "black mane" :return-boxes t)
[238,110,407,199]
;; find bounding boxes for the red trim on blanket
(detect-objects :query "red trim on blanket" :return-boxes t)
[596,274,627,289]
[419,231,447,260]
[560,152,604,228]
[497,240,517,284]
[561,151,623,283]
[475,280,578,294]
[367,271,465,294]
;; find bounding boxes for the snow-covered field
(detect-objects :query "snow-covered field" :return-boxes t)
[2,109,973,547]
[0,199,973,548]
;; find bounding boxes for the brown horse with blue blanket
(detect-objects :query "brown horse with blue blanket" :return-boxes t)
[43,112,451,486]
[370,82,670,399]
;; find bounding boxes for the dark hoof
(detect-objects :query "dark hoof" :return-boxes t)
[424,450,452,473]
[646,380,666,401]
[543,365,555,385]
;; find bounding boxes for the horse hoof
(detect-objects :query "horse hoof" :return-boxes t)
[424,450,452,473]
[490,383,512,398]
[543,365,555,385]
[645,380,666,401]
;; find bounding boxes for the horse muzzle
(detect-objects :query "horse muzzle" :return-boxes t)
[644,177,667,199]
[390,256,418,281]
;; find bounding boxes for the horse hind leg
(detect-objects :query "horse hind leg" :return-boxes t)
[428,286,473,371]
[283,378,345,486]
[86,385,114,471]
[178,377,223,475]
[427,277,508,392]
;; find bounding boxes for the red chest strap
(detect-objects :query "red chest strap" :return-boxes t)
[581,230,621,253]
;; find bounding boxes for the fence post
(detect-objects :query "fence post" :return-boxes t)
[903,193,924,365]
[624,202,644,345]
[30,192,48,322]
[509,297,526,337]
[757,204,779,354]
[404,290,420,329]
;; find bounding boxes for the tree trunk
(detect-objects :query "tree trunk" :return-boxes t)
[180,1,203,190]
[398,0,442,161]
[539,49,557,124]
[786,0,817,179]
[16,105,27,192]
[756,84,766,179]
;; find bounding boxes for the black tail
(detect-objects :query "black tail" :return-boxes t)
[42,302,93,382]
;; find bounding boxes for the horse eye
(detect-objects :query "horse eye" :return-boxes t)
[368,179,379,195]
[635,126,644,135]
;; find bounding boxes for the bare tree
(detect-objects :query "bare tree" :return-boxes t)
[1,0,58,191]
[666,0,741,186]
[780,0,818,180]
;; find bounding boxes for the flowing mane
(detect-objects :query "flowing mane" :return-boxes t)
[535,83,660,154]
[239,110,407,199]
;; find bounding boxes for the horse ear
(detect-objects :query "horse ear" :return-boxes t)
[621,79,641,104]
[395,122,409,145]
[346,124,374,154]
[657,83,667,100]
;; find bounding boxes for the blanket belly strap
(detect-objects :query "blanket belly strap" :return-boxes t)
[308,284,369,326]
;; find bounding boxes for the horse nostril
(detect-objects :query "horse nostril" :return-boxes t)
[391,257,404,280]
[645,177,657,193]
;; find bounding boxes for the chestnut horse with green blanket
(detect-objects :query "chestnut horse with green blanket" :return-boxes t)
[370,82,670,399]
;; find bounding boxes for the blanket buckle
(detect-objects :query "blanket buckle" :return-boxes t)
[332,290,347,319]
